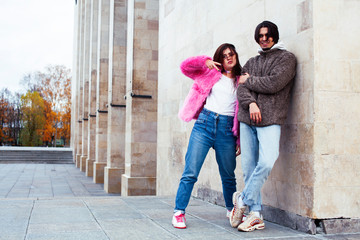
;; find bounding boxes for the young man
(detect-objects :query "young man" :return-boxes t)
[230,21,297,232]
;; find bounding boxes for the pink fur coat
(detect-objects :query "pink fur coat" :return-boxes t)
[178,55,240,142]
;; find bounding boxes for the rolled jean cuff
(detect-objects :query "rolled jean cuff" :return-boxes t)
[249,205,262,212]
[174,209,185,214]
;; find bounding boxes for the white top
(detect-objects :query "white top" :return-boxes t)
[204,74,237,116]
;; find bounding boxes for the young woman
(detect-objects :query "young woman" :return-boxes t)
[172,43,242,229]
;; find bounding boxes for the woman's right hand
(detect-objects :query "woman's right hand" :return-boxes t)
[249,102,262,124]
[236,144,241,156]
[205,59,221,71]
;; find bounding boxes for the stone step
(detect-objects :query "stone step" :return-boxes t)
[0,147,74,164]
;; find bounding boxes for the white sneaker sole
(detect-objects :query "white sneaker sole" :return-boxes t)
[238,223,265,232]
[172,223,186,229]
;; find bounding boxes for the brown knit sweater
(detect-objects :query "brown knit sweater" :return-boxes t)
[237,43,297,126]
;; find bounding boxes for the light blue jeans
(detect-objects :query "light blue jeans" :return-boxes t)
[175,108,237,213]
[239,122,281,212]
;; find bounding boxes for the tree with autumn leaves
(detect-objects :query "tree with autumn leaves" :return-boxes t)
[0,65,71,147]
[0,89,21,145]
[39,65,72,146]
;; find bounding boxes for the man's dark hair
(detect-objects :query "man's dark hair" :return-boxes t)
[254,21,279,44]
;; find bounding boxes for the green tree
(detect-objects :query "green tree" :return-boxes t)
[20,91,45,146]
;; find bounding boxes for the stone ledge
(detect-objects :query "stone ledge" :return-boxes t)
[262,205,316,234]
[121,174,156,196]
[195,189,360,235]
[86,158,95,177]
[80,155,87,172]
[321,218,360,234]
[104,167,124,194]
[93,162,107,184]
[263,205,360,235]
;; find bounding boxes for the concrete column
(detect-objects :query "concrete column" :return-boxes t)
[94,0,110,183]
[71,2,80,160]
[76,0,85,168]
[121,0,158,196]
[80,0,92,172]
[104,0,127,193]
[86,0,99,177]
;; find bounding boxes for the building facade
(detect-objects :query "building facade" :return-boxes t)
[71,0,360,234]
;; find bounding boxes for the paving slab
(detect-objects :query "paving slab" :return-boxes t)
[0,164,359,239]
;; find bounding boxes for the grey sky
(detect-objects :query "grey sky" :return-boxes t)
[0,1,74,93]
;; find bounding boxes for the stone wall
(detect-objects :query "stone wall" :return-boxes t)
[157,0,360,230]
[312,0,360,219]
[71,0,360,234]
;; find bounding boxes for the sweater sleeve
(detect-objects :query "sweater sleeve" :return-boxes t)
[237,61,257,109]
[237,84,257,110]
[244,51,296,94]
[180,55,212,80]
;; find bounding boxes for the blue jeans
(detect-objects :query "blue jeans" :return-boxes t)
[239,122,281,212]
[175,108,237,212]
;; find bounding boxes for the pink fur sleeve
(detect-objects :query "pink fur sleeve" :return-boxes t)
[232,100,240,146]
[180,55,212,79]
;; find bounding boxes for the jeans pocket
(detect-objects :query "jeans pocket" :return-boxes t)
[195,111,207,124]
[194,112,209,134]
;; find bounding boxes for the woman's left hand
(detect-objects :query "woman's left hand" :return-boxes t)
[205,59,221,71]
[236,144,241,156]
[238,73,250,84]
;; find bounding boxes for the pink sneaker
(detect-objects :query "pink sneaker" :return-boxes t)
[172,211,186,229]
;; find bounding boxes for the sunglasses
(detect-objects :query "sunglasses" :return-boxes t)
[222,52,235,59]
[259,33,270,40]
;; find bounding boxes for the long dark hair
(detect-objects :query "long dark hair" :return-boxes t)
[213,43,242,77]
[254,21,279,44]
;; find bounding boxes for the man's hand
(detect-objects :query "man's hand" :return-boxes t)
[205,59,221,71]
[238,73,250,84]
[236,144,241,156]
[249,102,262,124]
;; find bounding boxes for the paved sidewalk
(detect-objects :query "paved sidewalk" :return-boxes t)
[0,164,359,240]
[0,164,119,198]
